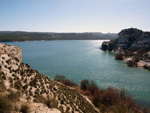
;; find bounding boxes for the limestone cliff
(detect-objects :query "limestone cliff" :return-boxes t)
[101,28,150,69]
[101,28,150,51]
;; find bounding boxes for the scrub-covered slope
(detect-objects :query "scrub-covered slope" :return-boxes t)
[0,43,98,113]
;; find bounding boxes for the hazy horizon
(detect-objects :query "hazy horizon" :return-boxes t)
[0,0,150,33]
[0,30,118,34]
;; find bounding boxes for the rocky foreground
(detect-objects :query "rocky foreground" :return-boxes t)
[101,28,150,70]
[0,43,98,113]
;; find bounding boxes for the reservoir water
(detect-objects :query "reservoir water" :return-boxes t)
[5,40,150,107]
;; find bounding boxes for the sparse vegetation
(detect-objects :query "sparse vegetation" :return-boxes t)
[0,94,14,112]
[54,75,77,87]
[127,59,137,67]
[0,42,149,113]
[14,80,22,89]
[143,65,150,71]
[0,90,22,112]
[115,54,124,60]
[20,104,30,113]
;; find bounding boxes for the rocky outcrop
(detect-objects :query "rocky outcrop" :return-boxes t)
[101,28,150,70]
[0,43,22,76]
[117,28,142,50]
[0,43,22,62]
[131,32,150,49]
[101,28,150,52]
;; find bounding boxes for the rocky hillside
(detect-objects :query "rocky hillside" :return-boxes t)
[101,28,150,52]
[0,43,98,113]
[101,28,150,70]
[0,31,117,42]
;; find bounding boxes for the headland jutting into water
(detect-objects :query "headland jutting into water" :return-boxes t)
[101,28,150,71]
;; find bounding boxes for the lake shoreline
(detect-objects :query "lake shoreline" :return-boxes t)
[1,39,111,43]
[124,57,150,69]
[4,40,150,108]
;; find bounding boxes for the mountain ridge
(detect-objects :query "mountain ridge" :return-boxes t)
[0,31,117,42]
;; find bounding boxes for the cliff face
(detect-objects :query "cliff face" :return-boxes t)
[101,28,150,51]
[131,32,150,49]
[101,28,150,60]
[0,43,98,113]
[117,28,142,50]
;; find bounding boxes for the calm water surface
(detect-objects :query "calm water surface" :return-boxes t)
[5,40,150,107]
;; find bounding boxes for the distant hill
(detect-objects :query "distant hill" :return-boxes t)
[0,31,117,42]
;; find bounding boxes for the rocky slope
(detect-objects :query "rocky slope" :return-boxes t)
[0,43,98,113]
[101,28,150,70]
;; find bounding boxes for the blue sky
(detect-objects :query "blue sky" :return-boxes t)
[0,0,150,33]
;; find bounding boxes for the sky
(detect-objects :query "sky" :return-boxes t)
[0,0,150,33]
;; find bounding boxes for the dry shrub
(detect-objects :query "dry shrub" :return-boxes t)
[82,90,91,96]
[99,87,121,106]
[105,101,131,113]
[0,91,22,112]
[127,59,137,67]
[62,79,77,87]
[54,75,77,87]
[93,89,102,106]
[87,85,98,95]
[0,94,14,112]
[80,79,89,90]
[143,65,150,71]
[115,54,124,60]
[91,87,146,112]
[93,88,129,107]
[20,104,30,113]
